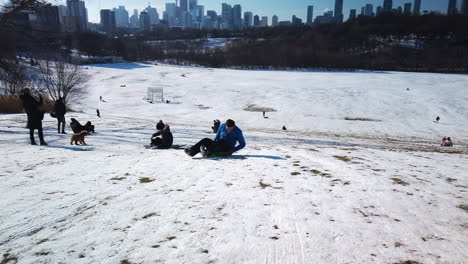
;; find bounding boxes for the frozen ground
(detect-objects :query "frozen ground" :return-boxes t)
[1,63,467,264]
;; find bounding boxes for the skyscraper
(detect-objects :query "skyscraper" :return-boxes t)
[129,9,139,28]
[334,0,343,23]
[272,15,278,26]
[364,4,374,16]
[146,5,159,25]
[232,4,242,30]
[100,9,116,33]
[37,4,61,32]
[189,0,197,11]
[307,6,314,25]
[113,6,129,28]
[383,0,393,12]
[349,9,357,19]
[253,15,259,27]
[180,0,188,13]
[260,16,268,27]
[448,0,458,15]
[413,0,421,15]
[462,0,468,14]
[244,11,253,27]
[403,3,412,14]
[66,0,87,31]
[139,11,150,31]
[376,6,383,16]
[221,3,232,29]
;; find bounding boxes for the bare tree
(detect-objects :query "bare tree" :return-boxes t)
[37,60,88,104]
[0,61,30,94]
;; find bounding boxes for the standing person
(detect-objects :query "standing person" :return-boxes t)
[150,120,173,149]
[185,119,246,157]
[54,97,67,134]
[19,88,47,145]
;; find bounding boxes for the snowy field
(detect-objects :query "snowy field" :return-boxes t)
[1,63,468,264]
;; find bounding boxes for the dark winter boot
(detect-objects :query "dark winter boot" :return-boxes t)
[184,148,196,157]
[31,140,37,145]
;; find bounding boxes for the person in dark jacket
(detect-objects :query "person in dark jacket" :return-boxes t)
[54,97,67,134]
[185,119,245,157]
[19,88,47,145]
[150,120,173,149]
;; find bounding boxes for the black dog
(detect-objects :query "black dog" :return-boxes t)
[70,118,95,133]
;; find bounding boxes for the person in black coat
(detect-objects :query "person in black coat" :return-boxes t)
[19,88,47,145]
[54,97,67,134]
[150,120,173,149]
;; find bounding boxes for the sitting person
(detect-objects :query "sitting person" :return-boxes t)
[185,119,245,157]
[70,118,95,134]
[441,137,453,147]
[150,120,173,149]
[212,119,221,133]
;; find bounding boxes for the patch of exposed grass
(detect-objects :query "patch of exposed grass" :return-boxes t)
[110,177,126,181]
[139,177,154,183]
[290,172,301,176]
[372,169,385,172]
[333,155,351,162]
[78,253,85,258]
[151,245,160,248]
[391,178,409,186]
[344,117,382,122]
[456,204,468,213]
[284,155,291,159]
[34,252,49,256]
[166,236,176,241]
[120,260,133,264]
[142,212,159,219]
[446,178,457,183]
[201,249,209,254]
[310,169,322,175]
[259,180,271,189]
[1,253,18,264]
[393,261,422,264]
[269,236,279,240]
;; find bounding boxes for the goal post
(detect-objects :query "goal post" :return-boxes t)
[147,87,164,102]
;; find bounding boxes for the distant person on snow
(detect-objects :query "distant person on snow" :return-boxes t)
[19,88,47,145]
[435,116,440,123]
[212,119,221,133]
[185,119,245,157]
[441,137,453,147]
[150,120,173,149]
[96,109,101,118]
[53,97,67,134]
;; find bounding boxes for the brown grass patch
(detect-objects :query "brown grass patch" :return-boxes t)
[456,204,468,213]
[391,178,409,186]
[139,177,155,183]
[333,155,351,162]
[344,117,382,122]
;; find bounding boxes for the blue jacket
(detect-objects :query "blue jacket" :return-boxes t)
[214,123,246,152]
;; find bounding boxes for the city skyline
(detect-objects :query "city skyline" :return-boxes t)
[45,0,454,23]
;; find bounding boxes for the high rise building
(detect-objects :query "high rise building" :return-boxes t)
[403,3,412,14]
[292,15,302,25]
[129,9,139,27]
[253,15,259,27]
[57,5,67,23]
[376,6,383,16]
[334,0,343,23]
[207,10,217,21]
[364,4,374,16]
[272,15,278,26]
[113,6,129,28]
[221,3,232,29]
[260,16,268,27]
[413,0,421,15]
[462,0,468,14]
[66,0,87,31]
[448,0,458,15]
[180,0,188,13]
[232,4,242,30]
[383,0,393,12]
[146,5,159,25]
[349,9,357,19]
[100,9,116,33]
[139,11,150,31]
[244,11,253,27]
[189,0,197,11]
[36,4,61,32]
[307,6,314,25]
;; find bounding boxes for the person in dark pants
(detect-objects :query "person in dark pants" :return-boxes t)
[185,119,245,157]
[19,88,47,145]
[150,120,173,149]
[54,97,67,134]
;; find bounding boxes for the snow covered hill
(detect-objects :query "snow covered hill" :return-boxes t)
[1,63,467,264]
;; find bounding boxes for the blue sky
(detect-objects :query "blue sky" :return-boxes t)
[48,0,452,23]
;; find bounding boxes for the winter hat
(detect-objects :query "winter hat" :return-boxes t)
[226,119,235,127]
[156,120,165,130]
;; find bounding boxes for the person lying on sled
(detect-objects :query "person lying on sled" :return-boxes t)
[185,119,245,157]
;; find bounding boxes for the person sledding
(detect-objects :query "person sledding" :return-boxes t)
[149,120,173,149]
[185,119,246,158]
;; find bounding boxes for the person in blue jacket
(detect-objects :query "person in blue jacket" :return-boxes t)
[185,119,246,157]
